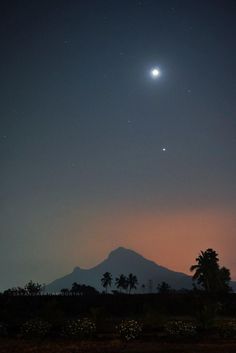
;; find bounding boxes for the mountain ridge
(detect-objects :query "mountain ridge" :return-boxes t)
[46,247,236,293]
[46,247,193,292]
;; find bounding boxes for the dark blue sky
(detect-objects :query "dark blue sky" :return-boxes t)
[1,0,236,290]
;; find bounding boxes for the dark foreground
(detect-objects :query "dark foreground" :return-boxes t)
[1,339,236,353]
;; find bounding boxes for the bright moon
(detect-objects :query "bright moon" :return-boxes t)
[151,68,160,78]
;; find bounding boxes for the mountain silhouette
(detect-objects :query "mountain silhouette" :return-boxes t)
[46,247,194,293]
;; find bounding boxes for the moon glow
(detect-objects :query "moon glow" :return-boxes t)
[151,68,160,78]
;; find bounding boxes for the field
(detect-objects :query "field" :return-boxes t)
[1,293,236,352]
[1,338,236,353]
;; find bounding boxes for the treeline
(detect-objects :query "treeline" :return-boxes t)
[1,248,232,296]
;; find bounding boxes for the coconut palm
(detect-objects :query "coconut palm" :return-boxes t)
[101,272,112,293]
[190,248,231,293]
[115,274,128,292]
[127,273,138,294]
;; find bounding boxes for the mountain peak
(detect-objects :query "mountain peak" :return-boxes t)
[46,247,194,292]
[72,266,81,273]
[108,247,142,259]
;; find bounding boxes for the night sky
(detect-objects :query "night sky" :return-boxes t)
[1,0,236,290]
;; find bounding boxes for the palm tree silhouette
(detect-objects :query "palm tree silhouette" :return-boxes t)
[101,272,112,293]
[115,274,128,293]
[127,273,138,294]
[190,248,231,293]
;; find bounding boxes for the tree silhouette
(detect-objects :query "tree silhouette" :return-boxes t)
[25,280,42,295]
[71,282,81,295]
[115,274,128,293]
[3,287,26,296]
[66,283,99,296]
[141,284,146,293]
[157,281,171,294]
[17,287,27,295]
[60,288,70,296]
[101,272,112,293]
[127,273,138,294]
[190,248,231,293]
[79,284,99,295]
[218,266,231,292]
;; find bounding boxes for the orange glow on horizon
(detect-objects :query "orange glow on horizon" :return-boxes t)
[60,206,236,280]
